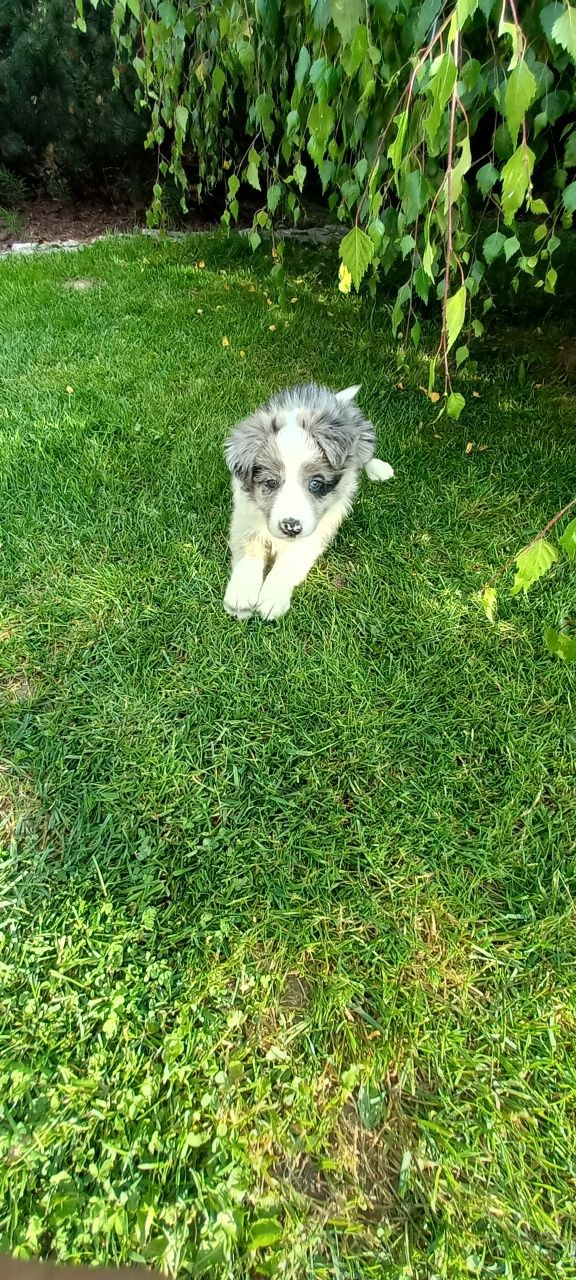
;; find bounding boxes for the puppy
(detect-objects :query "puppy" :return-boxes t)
[223,382,394,620]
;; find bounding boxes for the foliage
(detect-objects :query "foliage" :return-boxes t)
[0,234,575,1278]
[0,166,26,234]
[0,0,146,196]
[480,502,576,659]
[0,167,27,208]
[86,0,576,401]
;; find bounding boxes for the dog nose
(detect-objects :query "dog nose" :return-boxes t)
[279,517,302,537]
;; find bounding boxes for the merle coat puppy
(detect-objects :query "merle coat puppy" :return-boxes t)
[224,382,394,620]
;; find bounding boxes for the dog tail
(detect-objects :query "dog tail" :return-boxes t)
[365,457,394,482]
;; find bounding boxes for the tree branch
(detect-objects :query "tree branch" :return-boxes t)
[482,497,576,593]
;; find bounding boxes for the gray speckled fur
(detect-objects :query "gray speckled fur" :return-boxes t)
[224,382,376,489]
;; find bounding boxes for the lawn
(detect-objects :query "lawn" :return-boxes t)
[0,233,575,1280]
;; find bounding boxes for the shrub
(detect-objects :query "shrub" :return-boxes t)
[0,0,147,198]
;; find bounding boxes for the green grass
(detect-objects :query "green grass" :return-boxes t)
[1,233,575,1279]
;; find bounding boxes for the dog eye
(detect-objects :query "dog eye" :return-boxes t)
[261,476,279,492]
[308,476,327,495]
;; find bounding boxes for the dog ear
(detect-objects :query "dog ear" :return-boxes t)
[335,384,361,404]
[224,413,266,486]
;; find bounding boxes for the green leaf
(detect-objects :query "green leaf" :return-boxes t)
[413,0,443,47]
[307,101,335,158]
[551,5,576,60]
[422,237,436,280]
[498,15,522,65]
[449,136,472,206]
[358,1083,387,1130]
[212,66,226,95]
[158,1,177,25]
[255,93,275,141]
[286,109,300,136]
[341,23,368,76]
[546,627,576,661]
[330,0,363,44]
[562,180,576,212]
[339,227,375,290]
[447,391,466,419]
[293,162,306,190]
[400,234,416,258]
[449,0,478,38]
[237,39,255,69]
[541,0,564,42]
[560,516,576,559]
[564,130,576,167]
[249,230,262,251]
[387,110,408,173]
[545,266,558,292]
[501,144,535,223]
[424,53,457,146]
[479,585,497,621]
[228,174,240,198]
[403,170,429,223]
[455,345,469,367]
[445,286,466,352]
[483,230,505,263]
[510,538,559,595]
[127,0,140,16]
[246,149,261,189]
[295,46,310,87]
[504,235,520,261]
[504,61,537,145]
[391,281,410,335]
[530,198,549,214]
[248,1219,283,1251]
[318,159,334,191]
[267,184,282,212]
[414,265,431,302]
[476,162,498,196]
[175,104,188,132]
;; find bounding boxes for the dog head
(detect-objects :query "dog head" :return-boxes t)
[224,382,375,540]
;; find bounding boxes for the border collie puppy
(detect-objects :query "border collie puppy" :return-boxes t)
[223,382,394,620]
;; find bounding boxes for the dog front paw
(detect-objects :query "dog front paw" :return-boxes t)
[223,561,263,619]
[257,583,293,620]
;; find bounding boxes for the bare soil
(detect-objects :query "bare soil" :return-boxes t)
[0,196,218,248]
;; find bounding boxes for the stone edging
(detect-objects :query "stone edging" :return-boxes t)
[0,224,341,262]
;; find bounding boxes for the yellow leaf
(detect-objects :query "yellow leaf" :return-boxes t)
[465,441,474,454]
[268,324,276,331]
[198,260,206,269]
[290,296,298,303]
[472,391,480,398]
[338,263,353,294]
[429,390,440,403]
[65,385,74,394]
[222,337,230,347]
[239,349,246,358]
[196,308,203,314]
